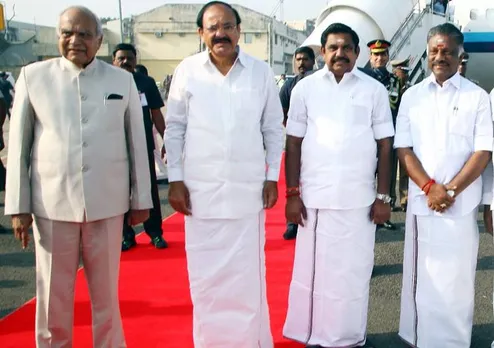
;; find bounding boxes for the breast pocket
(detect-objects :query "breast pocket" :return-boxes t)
[448,110,475,153]
[348,99,371,128]
[232,87,263,125]
[103,100,126,132]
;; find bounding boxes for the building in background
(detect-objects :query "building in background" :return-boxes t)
[126,4,307,80]
[0,20,120,78]
[0,4,309,82]
[285,19,315,36]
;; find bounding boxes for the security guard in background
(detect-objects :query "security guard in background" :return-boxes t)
[112,43,168,251]
[458,52,480,85]
[458,52,469,78]
[279,45,316,240]
[359,39,402,229]
[391,58,411,211]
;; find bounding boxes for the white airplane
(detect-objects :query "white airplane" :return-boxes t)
[300,0,445,84]
[447,0,494,91]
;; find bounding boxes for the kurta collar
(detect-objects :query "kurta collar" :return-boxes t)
[60,56,98,75]
[200,45,252,70]
[427,71,461,90]
[322,63,360,83]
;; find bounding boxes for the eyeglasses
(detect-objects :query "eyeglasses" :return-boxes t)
[204,23,237,33]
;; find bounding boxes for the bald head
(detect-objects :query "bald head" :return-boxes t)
[57,6,103,68]
[57,6,103,38]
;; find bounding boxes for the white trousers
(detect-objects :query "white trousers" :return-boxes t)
[33,215,125,348]
[491,211,494,348]
[399,210,479,348]
[283,207,376,347]
[184,211,273,348]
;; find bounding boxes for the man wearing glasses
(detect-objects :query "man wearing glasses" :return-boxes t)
[164,1,284,346]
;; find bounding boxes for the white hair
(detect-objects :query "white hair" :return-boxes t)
[457,45,464,57]
[57,6,103,37]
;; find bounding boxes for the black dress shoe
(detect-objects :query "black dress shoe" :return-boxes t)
[150,235,168,249]
[283,223,298,240]
[121,238,137,251]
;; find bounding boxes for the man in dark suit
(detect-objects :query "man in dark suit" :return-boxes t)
[112,43,168,250]
[279,46,315,240]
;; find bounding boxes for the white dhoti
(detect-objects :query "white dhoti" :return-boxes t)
[33,215,126,348]
[283,207,376,347]
[399,210,479,348]
[184,210,272,348]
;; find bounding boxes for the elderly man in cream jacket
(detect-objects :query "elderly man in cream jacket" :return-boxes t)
[5,6,152,348]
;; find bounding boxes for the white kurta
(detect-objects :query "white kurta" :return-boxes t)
[394,73,493,348]
[283,66,395,347]
[489,87,494,348]
[164,49,284,347]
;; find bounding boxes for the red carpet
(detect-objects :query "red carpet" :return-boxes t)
[0,185,302,347]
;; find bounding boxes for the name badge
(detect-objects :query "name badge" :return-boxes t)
[139,92,148,107]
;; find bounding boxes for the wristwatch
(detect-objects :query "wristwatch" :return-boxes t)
[376,193,392,204]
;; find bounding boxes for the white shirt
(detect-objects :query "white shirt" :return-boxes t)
[394,73,493,217]
[164,49,284,219]
[482,88,494,205]
[286,65,395,210]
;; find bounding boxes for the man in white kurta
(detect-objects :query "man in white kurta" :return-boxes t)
[283,23,394,347]
[488,87,494,348]
[164,2,283,347]
[395,24,492,348]
[5,7,152,347]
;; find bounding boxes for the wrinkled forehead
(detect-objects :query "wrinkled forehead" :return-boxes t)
[59,11,98,35]
[203,5,236,26]
[325,33,354,47]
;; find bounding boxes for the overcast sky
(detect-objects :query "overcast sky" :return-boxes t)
[5,0,329,27]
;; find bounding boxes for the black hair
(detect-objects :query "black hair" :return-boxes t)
[427,23,464,46]
[112,43,137,58]
[294,46,315,61]
[320,23,360,51]
[135,64,148,76]
[196,1,241,28]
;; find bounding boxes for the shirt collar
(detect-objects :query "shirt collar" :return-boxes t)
[60,56,98,75]
[322,64,360,82]
[200,45,251,69]
[427,71,461,90]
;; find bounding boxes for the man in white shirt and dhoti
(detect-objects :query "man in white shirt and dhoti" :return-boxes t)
[395,23,493,348]
[283,23,394,348]
[487,87,494,348]
[164,1,284,347]
[6,6,152,348]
